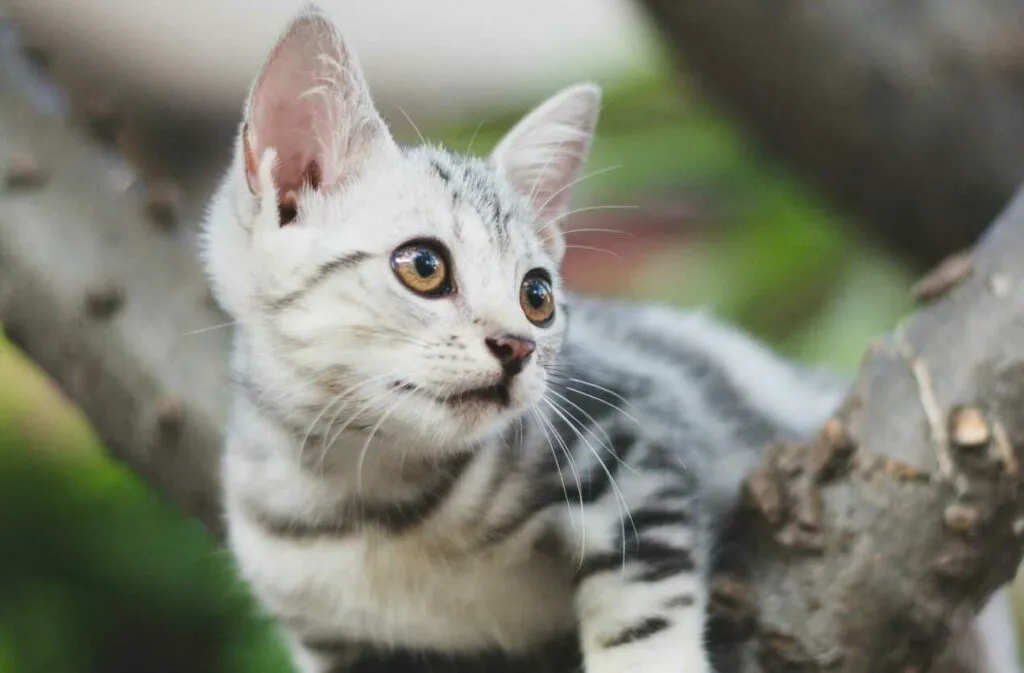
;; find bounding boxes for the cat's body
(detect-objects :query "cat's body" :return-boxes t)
[221,285,841,673]
[222,282,842,670]
[203,6,1022,673]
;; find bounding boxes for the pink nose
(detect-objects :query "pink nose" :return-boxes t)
[485,334,536,374]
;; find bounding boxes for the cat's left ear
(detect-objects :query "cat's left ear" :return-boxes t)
[489,83,601,261]
[242,5,395,210]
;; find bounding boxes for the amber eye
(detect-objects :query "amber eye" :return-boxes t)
[520,272,555,327]
[391,241,452,297]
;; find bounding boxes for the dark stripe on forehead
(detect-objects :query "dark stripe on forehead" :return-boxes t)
[451,191,465,242]
[265,251,372,311]
[429,156,452,185]
[490,197,503,235]
[424,149,534,253]
[457,155,513,245]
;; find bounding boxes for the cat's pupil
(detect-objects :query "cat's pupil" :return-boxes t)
[526,281,546,308]
[414,251,438,278]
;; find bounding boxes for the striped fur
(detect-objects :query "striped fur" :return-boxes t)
[201,6,1021,673]
[217,290,835,673]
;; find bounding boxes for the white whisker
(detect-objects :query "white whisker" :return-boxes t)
[530,408,575,533]
[547,204,640,231]
[534,405,586,565]
[299,370,405,473]
[561,227,636,238]
[527,137,567,205]
[545,387,639,476]
[178,320,238,337]
[396,105,427,146]
[558,384,640,426]
[533,165,622,218]
[563,244,622,260]
[356,394,406,496]
[297,386,349,470]
[565,377,637,409]
[465,120,485,156]
[543,396,636,575]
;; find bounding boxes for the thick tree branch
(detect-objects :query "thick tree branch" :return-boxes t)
[2,23,1024,673]
[636,0,1024,268]
[710,194,1024,671]
[0,35,228,535]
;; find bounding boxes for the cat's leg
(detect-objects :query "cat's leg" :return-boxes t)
[561,463,712,673]
[571,506,711,673]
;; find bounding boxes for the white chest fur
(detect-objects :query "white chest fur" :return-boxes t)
[228,509,577,653]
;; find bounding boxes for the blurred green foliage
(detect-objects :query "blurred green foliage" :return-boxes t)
[0,63,922,673]
[0,385,290,673]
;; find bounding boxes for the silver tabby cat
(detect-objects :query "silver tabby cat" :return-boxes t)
[201,5,1022,673]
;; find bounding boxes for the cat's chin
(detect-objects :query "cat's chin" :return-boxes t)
[393,379,513,408]
[386,380,544,446]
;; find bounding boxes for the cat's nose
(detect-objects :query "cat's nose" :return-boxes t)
[485,334,536,375]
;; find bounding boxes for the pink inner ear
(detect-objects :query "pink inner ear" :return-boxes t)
[243,13,341,201]
[244,90,331,200]
[241,10,390,224]
[249,103,324,195]
[490,84,599,216]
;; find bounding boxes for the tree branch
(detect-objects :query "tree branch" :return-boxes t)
[710,193,1024,671]
[0,32,228,535]
[636,0,1024,268]
[3,22,1024,673]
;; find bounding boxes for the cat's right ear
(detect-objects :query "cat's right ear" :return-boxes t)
[242,4,394,220]
[488,83,601,261]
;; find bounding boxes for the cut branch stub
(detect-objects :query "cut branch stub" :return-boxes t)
[5,151,46,189]
[948,406,991,450]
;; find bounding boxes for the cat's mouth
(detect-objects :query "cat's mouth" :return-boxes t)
[393,379,511,407]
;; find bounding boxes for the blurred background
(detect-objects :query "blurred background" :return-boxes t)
[0,0,1020,671]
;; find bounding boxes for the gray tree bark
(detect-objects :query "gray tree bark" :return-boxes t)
[2,20,1024,673]
[636,0,1024,268]
[0,34,229,535]
[710,197,1024,670]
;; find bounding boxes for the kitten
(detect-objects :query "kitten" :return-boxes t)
[201,6,1022,673]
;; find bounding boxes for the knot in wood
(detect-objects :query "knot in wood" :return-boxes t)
[155,396,184,439]
[84,281,124,319]
[144,180,181,229]
[6,152,47,189]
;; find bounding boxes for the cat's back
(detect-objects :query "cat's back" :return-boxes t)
[560,293,847,480]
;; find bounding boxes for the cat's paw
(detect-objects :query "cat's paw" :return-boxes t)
[584,648,712,673]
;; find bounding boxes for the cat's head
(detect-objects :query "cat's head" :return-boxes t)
[202,5,600,447]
